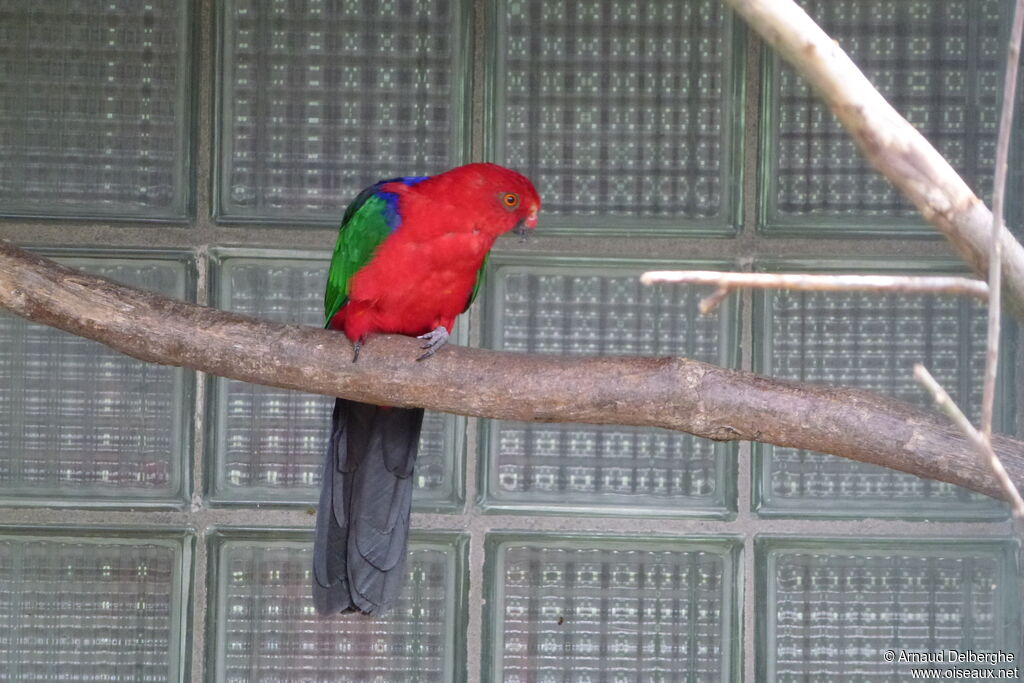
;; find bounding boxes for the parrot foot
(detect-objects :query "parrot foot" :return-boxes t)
[416,326,449,361]
[352,339,363,363]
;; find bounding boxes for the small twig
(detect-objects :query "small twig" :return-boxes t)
[640,271,989,314]
[981,0,1024,439]
[699,287,731,315]
[914,364,1024,523]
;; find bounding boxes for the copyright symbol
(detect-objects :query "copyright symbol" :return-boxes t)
[883,650,895,662]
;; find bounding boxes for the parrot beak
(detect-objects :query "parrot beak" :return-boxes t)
[525,206,538,229]
[513,207,538,242]
[513,206,539,242]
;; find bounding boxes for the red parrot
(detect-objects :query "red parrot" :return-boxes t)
[313,163,540,614]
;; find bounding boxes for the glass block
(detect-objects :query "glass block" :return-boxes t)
[491,0,743,232]
[484,534,740,682]
[0,0,191,219]
[754,260,1013,518]
[758,538,1021,681]
[209,253,462,508]
[0,254,192,505]
[209,530,465,682]
[481,259,737,516]
[0,530,188,682]
[762,0,1024,235]
[218,0,467,222]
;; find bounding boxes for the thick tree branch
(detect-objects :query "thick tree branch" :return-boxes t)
[1,240,1023,504]
[721,0,1024,321]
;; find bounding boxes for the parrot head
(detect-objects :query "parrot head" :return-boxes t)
[420,162,541,239]
[374,162,540,240]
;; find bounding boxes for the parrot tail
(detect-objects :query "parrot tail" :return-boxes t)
[312,398,423,615]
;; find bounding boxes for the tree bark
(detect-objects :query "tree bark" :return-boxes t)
[1,240,1021,504]
[721,0,1024,321]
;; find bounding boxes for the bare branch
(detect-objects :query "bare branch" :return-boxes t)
[981,0,1024,439]
[2,241,1024,504]
[641,271,989,314]
[720,0,1024,322]
[915,365,1024,522]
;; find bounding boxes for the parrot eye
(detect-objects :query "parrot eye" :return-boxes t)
[501,192,520,209]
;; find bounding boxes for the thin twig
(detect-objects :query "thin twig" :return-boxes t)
[982,0,1024,439]
[914,365,1024,523]
[640,271,989,314]
[699,287,732,315]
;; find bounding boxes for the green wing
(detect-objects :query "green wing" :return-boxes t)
[324,190,393,327]
[464,252,490,313]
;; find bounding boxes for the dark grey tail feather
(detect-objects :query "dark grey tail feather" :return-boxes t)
[311,400,355,614]
[312,398,423,616]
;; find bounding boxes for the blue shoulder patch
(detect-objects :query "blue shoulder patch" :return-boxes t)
[375,176,428,231]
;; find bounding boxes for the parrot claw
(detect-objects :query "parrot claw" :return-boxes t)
[416,326,449,361]
[352,340,363,363]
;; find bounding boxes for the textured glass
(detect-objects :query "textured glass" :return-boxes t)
[760,539,1020,681]
[210,255,459,506]
[211,532,464,682]
[756,262,1010,518]
[0,256,190,504]
[0,0,191,219]
[483,262,734,515]
[486,535,738,682]
[0,532,185,682]
[764,0,1022,233]
[219,0,465,221]
[495,0,740,228]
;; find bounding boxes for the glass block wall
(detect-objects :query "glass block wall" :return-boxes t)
[0,254,194,506]
[485,534,741,681]
[0,0,1021,681]
[0,529,191,682]
[758,538,1020,680]
[218,0,468,221]
[0,0,193,219]
[208,530,466,681]
[491,0,744,231]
